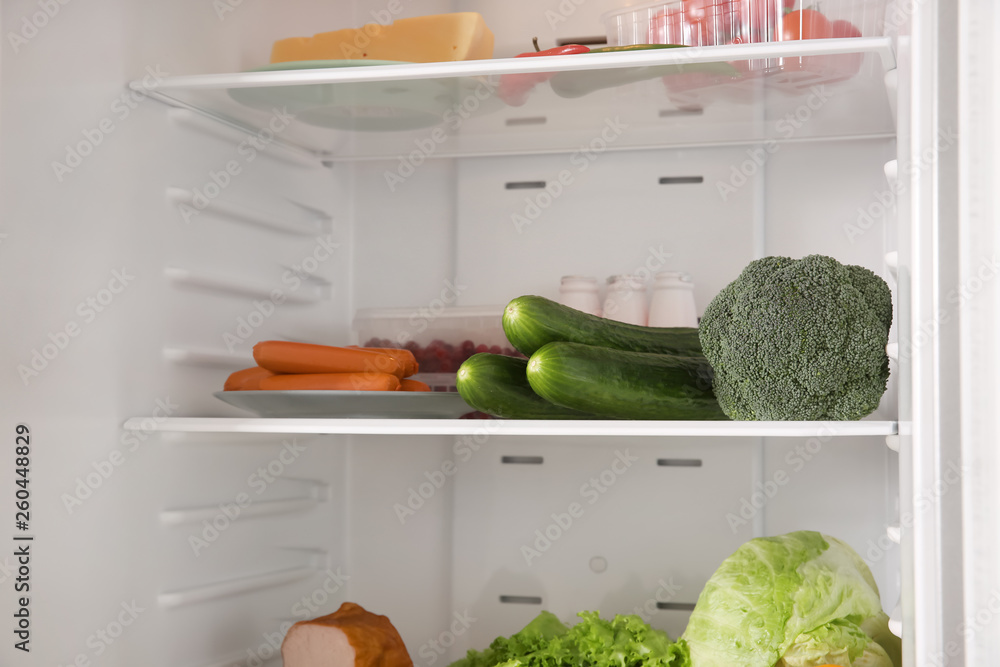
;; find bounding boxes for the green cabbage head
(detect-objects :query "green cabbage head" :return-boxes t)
[681,531,901,667]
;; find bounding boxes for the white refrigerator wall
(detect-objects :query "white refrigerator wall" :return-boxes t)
[1,2,904,667]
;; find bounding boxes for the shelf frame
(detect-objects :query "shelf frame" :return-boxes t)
[124,417,898,437]
[132,37,896,92]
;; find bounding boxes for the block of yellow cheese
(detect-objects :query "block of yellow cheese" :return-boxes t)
[270,13,494,64]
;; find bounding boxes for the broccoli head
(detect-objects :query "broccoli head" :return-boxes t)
[698,255,892,420]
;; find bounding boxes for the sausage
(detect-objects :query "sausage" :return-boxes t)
[223,366,276,391]
[258,373,401,392]
[253,341,405,378]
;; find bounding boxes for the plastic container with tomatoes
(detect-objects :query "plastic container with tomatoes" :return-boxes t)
[602,0,884,95]
[603,0,884,48]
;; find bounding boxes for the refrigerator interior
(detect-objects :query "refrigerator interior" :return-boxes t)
[0,0,922,665]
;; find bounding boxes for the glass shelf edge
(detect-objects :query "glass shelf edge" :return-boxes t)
[123,417,899,437]
[132,37,895,92]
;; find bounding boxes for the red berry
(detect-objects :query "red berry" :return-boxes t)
[475,344,489,353]
[489,345,502,354]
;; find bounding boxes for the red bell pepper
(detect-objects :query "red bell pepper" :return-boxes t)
[499,38,590,107]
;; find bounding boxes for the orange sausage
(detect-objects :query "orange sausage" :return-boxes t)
[259,373,401,392]
[253,341,405,378]
[352,347,419,377]
[400,379,431,392]
[224,366,276,391]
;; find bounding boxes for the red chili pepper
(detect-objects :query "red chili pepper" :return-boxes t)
[499,37,590,106]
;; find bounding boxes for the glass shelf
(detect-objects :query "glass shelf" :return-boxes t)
[132,37,897,160]
[123,417,898,438]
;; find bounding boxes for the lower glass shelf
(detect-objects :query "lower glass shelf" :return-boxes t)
[123,417,898,438]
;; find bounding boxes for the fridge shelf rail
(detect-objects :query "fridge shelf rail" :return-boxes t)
[130,37,898,160]
[123,417,898,437]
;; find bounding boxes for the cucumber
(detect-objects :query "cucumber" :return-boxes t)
[456,353,597,419]
[526,342,728,420]
[503,295,703,357]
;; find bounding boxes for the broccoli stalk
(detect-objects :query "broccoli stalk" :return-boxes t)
[698,255,893,421]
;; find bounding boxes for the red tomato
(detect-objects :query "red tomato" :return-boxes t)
[830,19,862,38]
[826,19,864,76]
[681,0,716,25]
[781,9,833,40]
[681,0,739,45]
[737,0,779,42]
[649,7,687,44]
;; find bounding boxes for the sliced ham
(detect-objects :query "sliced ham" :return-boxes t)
[282,602,414,667]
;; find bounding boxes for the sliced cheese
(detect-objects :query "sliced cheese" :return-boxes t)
[271,12,494,64]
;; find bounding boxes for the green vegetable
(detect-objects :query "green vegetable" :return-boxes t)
[526,342,727,420]
[681,530,901,667]
[503,295,703,358]
[698,255,892,420]
[451,610,691,667]
[588,44,689,53]
[456,353,597,419]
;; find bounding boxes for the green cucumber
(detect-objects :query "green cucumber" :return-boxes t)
[503,295,703,357]
[456,353,598,419]
[526,342,728,420]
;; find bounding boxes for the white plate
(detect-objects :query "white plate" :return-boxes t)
[214,390,475,418]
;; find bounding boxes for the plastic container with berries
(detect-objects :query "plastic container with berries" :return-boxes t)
[603,0,886,46]
[353,305,523,392]
[602,0,887,88]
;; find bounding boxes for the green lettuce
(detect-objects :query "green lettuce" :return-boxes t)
[681,531,901,667]
[450,610,691,667]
